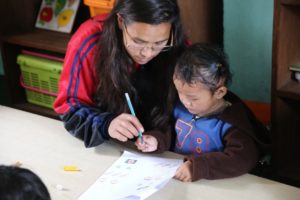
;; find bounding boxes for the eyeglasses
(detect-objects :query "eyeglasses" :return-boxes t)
[123,23,174,52]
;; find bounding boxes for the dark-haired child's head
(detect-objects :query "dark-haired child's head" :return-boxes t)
[173,43,232,116]
[174,43,232,92]
[0,165,51,200]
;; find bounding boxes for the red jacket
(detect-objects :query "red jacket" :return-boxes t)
[54,15,106,114]
[54,15,120,147]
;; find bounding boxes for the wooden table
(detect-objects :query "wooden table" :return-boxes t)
[0,106,299,200]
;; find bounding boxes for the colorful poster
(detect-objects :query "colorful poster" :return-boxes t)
[78,151,182,200]
[35,0,80,33]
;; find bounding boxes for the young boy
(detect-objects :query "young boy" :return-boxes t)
[0,165,51,200]
[135,43,270,182]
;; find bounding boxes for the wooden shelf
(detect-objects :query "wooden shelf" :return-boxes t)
[1,29,70,118]
[272,161,300,187]
[274,156,300,186]
[281,0,300,5]
[271,0,300,187]
[276,80,300,99]
[0,1,92,121]
[3,29,71,54]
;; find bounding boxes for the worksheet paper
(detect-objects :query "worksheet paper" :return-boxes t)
[78,151,182,200]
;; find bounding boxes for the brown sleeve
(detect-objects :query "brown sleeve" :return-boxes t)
[144,130,172,153]
[185,127,259,181]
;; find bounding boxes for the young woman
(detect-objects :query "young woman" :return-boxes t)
[135,43,270,182]
[54,0,186,147]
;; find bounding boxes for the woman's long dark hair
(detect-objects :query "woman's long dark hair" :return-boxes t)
[95,0,186,131]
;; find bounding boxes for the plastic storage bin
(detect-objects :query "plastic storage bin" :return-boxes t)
[83,0,116,16]
[17,54,63,109]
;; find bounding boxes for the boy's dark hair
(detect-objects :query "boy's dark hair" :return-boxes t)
[174,43,232,92]
[0,165,51,200]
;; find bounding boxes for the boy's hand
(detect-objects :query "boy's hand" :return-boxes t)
[135,135,158,152]
[174,160,192,182]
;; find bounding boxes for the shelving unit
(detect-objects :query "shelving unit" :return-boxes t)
[271,0,300,187]
[0,0,90,119]
[1,30,71,119]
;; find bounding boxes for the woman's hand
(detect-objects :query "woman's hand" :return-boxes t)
[108,113,144,142]
[135,135,158,152]
[174,160,193,182]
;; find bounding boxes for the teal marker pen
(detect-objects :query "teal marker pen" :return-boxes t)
[125,93,144,143]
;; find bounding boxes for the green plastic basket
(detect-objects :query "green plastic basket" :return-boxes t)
[17,54,62,109]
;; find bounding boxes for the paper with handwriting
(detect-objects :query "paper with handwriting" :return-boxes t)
[78,151,182,200]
